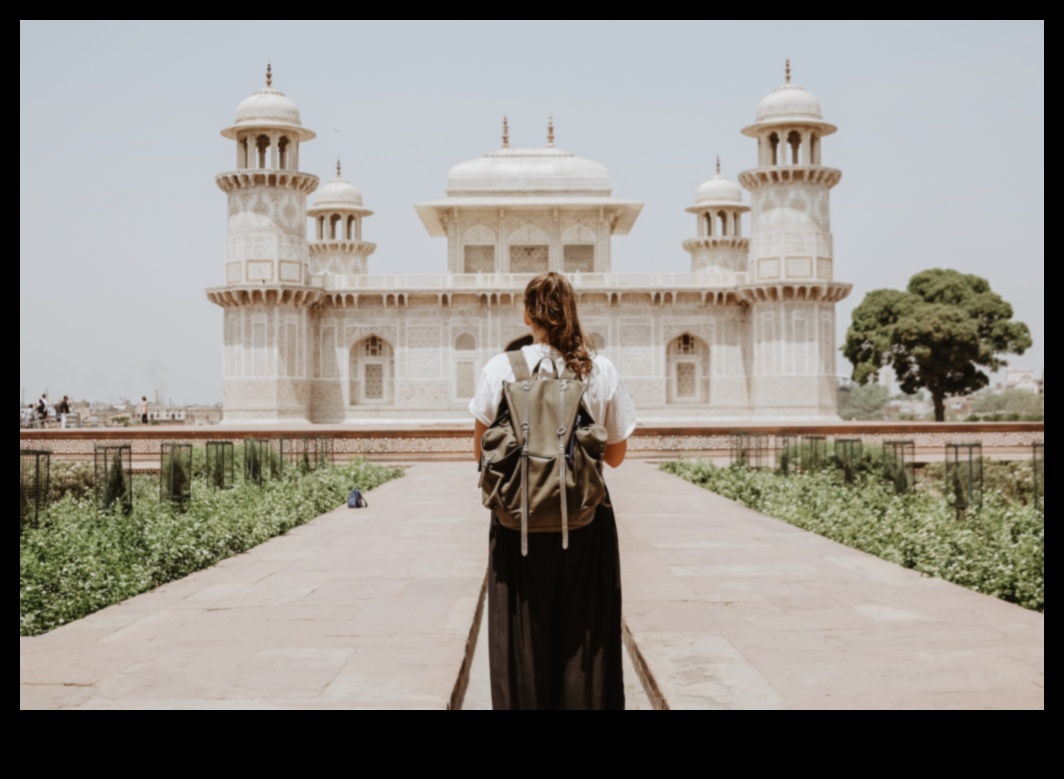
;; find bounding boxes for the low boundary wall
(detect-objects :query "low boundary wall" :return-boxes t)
[20,422,1044,464]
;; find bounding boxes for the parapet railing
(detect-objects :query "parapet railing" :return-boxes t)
[315,271,751,292]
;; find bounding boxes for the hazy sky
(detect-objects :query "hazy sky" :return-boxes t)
[20,20,1044,405]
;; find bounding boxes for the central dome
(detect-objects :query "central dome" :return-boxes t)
[447,147,612,196]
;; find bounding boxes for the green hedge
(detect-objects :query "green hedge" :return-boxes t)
[20,461,403,637]
[661,461,1043,613]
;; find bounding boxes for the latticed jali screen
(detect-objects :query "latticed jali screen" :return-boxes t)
[364,364,384,400]
[463,245,495,274]
[510,245,549,274]
[676,363,697,399]
[563,245,594,273]
[456,361,476,400]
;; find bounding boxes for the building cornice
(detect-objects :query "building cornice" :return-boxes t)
[738,166,842,189]
[737,282,852,304]
[206,285,322,308]
[216,170,320,194]
[682,238,750,252]
[308,241,377,257]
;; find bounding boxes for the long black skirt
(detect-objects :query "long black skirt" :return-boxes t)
[488,501,625,711]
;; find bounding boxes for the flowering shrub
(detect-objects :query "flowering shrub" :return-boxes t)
[662,461,1043,613]
[20,461,403,636]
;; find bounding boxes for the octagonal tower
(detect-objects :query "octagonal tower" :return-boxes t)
[739,63,851,418]
[207,66,320,423]
[684,158,750,286]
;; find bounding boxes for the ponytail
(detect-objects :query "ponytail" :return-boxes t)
[523,272,594,380]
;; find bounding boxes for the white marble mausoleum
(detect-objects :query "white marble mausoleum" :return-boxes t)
[206,65,852,424]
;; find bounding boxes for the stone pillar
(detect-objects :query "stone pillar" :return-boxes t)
[597,210,609,273]
[446,212,459,274]
[550,210,562,272]
[496,211,507,274]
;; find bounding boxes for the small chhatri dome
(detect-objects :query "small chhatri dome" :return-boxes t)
[221,65,316,141]
[695,170,744,207]
[312,163,366,210]
[743,61,836,137]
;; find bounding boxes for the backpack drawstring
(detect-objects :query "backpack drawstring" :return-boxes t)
[559,380,570,551]
[521,381,531,558]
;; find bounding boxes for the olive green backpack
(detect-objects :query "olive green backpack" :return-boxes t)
[479,352,609,556]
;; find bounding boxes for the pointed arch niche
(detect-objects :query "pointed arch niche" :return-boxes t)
[667,333,710,404]
[454,331,478,401]
[349,335,394,406]
[508,224,551,274]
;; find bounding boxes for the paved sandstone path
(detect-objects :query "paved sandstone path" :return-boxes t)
[20,462,1043,710]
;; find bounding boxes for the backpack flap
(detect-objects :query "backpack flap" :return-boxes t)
[479,351,609,557]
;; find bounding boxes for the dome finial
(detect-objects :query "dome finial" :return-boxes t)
[785,59,792,84]
[337,159,342,178]
[266,62,273,88]
[548,115,555,148]
[502,114,510,149]
[716,156,722,176]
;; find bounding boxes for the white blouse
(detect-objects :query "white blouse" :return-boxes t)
[469,343,638,445]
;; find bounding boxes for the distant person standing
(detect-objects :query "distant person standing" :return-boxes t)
[140,397,149,425]
[57,396,72,429]
[36,394,49,425]
[22,405,35,428]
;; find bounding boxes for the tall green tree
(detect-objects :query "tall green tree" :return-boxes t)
[844,270,1032,422]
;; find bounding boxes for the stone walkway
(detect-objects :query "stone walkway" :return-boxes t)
[612,463,1044,710]
[20,462,1043,710]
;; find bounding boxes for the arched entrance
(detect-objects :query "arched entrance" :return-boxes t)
[350,335,394,406]
[667,333,710,404]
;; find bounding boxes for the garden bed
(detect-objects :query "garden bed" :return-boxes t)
[20,460,403,637]
[662,460,1043,613]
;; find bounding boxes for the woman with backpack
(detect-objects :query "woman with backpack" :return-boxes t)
[470,272,637,710]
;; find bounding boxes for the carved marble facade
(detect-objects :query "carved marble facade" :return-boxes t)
[207,67,851,423]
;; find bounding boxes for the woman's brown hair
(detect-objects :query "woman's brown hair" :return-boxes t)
[523,272,594,379]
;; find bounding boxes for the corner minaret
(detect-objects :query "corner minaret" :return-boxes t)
[739,63,851,418]
[307,161,376,277]
[740,60,841,284]
[684,158,750,283]
[207,67,321,423]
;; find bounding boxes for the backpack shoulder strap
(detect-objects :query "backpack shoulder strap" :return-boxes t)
[507,350,531,382]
